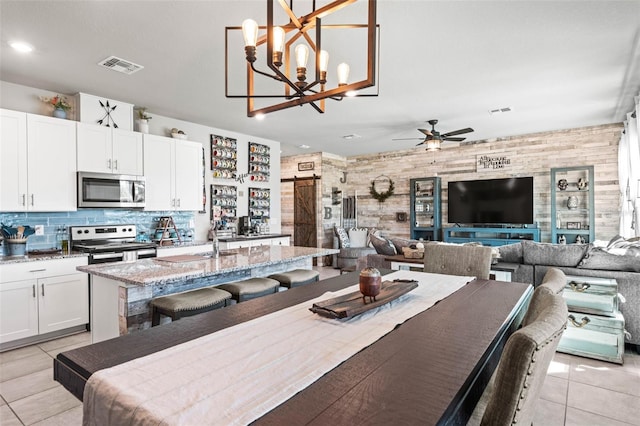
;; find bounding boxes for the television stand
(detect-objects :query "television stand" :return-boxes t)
[443,226,540,246]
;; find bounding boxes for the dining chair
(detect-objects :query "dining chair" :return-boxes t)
[423,244,493,279]
[468,291,568,426]
[522,267,567,327]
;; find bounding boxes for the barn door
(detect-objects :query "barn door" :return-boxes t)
[294,178,317,248]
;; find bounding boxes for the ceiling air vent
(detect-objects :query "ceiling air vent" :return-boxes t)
[98,56,144,75]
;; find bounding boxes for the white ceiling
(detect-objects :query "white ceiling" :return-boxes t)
[1,1,638,158]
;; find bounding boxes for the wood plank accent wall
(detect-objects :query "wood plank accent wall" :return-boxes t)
[281,123,623,257]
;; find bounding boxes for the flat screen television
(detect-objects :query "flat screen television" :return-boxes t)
[447,177,534,225]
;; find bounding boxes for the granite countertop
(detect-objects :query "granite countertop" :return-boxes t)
[216,234,291,243]
[77,245,338,286]
[0,251,88,265]
[155,240,210,250]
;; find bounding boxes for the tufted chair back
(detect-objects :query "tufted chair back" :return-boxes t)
[477,291,568,426]
[423,244,493,279]
[522,268,567,327]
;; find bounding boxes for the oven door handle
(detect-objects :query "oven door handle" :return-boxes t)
[137,248,157,257]
[92,252,125,261]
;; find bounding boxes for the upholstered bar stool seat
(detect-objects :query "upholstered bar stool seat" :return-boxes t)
[151,287,232,326]
[218,277,281,302]
[269,269,320,289]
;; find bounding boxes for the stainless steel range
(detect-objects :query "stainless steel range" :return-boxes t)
[70,225,157,264]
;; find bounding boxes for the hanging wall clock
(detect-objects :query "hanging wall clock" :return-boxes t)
[97,99,118,128]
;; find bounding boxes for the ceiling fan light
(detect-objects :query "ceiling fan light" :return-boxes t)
[425,140,441,151]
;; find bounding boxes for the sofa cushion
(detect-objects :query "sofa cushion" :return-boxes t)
[334,226,350,248]
[498,242,524,263]
[522,240,589,267]
[578,244,640,272]
[348,228,369,248]
[370,234,397,256]
[389,237,419,253]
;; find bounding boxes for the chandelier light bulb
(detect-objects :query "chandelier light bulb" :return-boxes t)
[319,50,329,72]
[242,19,259,47]
[295,44,309,68]
[337,62,350,86]
[272,26,285,53]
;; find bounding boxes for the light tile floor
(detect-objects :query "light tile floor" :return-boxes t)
[1,267,638,425]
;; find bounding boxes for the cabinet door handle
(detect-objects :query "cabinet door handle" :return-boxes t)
[177,198,181,207]
[29,269,46,273]
[31,194,35,206]
[22,194,26,206]
[108,159,112,170]
[113,159,118,170]
[569,281,590,292]
[568,314,590,328]
[41,283,45,297]
[32,284,36,298]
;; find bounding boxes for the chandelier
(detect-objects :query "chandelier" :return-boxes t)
[225,0,378,117]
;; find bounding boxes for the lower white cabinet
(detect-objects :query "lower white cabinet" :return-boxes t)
[157,244,213,257]
[0,257,89,345]
[219,236,290,250]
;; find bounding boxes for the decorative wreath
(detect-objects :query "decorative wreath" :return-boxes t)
[370,175,395,202]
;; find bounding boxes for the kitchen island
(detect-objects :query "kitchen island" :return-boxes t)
[79,245,337,342]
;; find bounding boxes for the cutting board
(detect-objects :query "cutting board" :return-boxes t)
[156,255,208,263]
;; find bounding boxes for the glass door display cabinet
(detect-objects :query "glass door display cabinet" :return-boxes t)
[410,177,441,241]
[551,166,595,244]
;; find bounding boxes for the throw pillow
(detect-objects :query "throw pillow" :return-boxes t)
[389,237,419,254]
[369,234,397,256]
[334,226,350,248]
[521,240,589,267]
[348,228,369,248]
[578,245,640,272]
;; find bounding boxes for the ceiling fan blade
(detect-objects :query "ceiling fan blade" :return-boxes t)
[418,128,433,136]
[441,127,474,137]
[443,137,466,142]
[392,137,424,141]
[415,140,426,146]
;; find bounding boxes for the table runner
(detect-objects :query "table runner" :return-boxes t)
[83,271,472,426]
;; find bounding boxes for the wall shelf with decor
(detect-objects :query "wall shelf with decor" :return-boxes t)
[210,134,237,179]
[551,166,594,245]
[210,184,237,221]
[410,177,441,241]
[248,142,270,182]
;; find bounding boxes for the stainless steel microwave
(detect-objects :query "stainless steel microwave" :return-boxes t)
[77,172,146,208]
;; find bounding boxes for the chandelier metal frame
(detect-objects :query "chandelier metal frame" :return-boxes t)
[225,0,378,117]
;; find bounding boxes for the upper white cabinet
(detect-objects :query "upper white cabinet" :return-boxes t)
[0,109,77,212]
[143,134,202,211]
[76,123,143,175]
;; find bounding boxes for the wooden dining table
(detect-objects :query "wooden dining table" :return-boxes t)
[54,270,531,425]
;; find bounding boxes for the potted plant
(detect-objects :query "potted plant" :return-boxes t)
[136,108,152,133]
[39,94,72,119]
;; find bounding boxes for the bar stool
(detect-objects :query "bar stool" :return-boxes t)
[217,277,280,302]
[269,269,320,289]
[150,287,232,326]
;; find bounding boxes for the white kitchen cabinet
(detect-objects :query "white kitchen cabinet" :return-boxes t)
[271,237,290,246]
[77,122,143,175]
[0,257,89,345]
[218,236,291,250]
[157,243,213,257]
[144,134,202,211]
[0,109,76,212]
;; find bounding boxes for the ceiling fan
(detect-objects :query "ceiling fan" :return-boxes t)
[394,119,474,151]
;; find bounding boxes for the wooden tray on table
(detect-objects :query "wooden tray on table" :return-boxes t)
[309,280,418,319]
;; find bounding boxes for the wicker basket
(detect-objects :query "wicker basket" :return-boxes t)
[402,247,424,259]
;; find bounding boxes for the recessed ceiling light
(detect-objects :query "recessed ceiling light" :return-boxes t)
[299,144,310,149]
[255,113,265,121]
[9,41,33,53]
[345,90,357,97]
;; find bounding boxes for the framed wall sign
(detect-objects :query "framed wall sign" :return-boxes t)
[298,161,314,171]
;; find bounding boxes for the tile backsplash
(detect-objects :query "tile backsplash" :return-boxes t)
[0,210,195,251]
